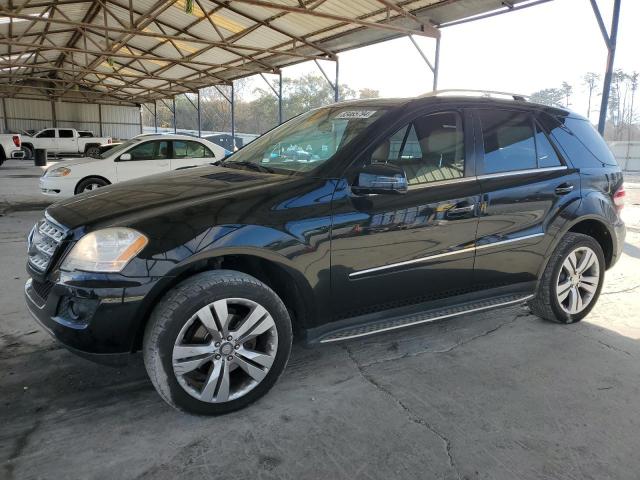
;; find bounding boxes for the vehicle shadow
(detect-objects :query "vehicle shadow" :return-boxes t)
[1,303,640,480]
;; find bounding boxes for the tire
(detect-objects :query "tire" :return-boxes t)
[21,145,34,161]
[528,232,605,324]
[85,145,100,158]
[143,270,293,415]
[75,177,109,194]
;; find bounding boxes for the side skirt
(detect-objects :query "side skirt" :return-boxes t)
[307,289,534,344]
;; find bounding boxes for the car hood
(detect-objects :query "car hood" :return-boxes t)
[45,156,103,171]
[46,165,296,229]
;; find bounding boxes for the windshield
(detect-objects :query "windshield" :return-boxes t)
[222,105,390,175]
[100,138,141,158]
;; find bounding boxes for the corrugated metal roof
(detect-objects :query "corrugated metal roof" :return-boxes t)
[0,0,543,105]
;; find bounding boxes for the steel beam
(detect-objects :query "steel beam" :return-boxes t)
[197,90,201,138]
[590,0,622,135]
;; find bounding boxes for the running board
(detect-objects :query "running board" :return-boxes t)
[316,294,533,343]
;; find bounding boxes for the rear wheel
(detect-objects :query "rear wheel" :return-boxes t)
[75,177,108,194]
[143,270,292,415]
[529,233,605,324]
[21,145,34,160]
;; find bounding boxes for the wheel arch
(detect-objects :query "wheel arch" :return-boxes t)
[83,142,101,152]
[131,251,316,351]
[74,175,112,194]
[541,214,615,280]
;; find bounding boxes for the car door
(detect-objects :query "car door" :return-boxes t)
[472,108,581,289]
[57,129,77,153]
[115,140,171,181]
[34,129,57,151]
[330,109,481,319]
[170,140,215,170]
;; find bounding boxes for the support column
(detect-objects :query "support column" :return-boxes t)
[433,36,440,91]
[50,99,57,127]
[2,97,9,132]
[154,100,158,133]
[138,104,143,135]
[231,83,235,141]
[278,71,283,125]
[172,97,177,134]
[334,58,339,102]
[591,0,621,135]
[98,103,103,136]
[197,90,202,138]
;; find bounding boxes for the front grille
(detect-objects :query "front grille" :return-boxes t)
[31,279,54,302]
[28,216,68,272]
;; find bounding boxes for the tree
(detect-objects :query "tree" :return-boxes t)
[358,88,380,99]
[582,72,600,119]
[561,81,573,107]
[530,88,565,106]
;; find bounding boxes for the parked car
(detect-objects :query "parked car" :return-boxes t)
[204,133,243,153]
[25,93,626,415]
[39,134,225,197]
[0,133,24,165]
[21,128,112,159]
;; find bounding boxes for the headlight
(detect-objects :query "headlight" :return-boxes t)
[61,228,148,272]
[45,166,71,177]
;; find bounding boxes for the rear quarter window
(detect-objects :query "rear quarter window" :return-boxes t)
[542,115,617,168]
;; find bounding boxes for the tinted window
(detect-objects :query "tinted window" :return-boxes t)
[564,117,617,166]
[59,129,74,138]
[127,141,169,161]
[539,115,613,168]
[478,110,536,174]
[173,141,214,159]
[534,122,561,167]
[370,111,465,186]
[188,141,213,158]
[37,129,55,138]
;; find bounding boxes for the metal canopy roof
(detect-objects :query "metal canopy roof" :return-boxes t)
[0,0,538,105]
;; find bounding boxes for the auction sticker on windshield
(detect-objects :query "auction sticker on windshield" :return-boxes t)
[335,110,377,119]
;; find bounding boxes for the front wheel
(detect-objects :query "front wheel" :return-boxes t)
[528,232,605,324]
[75,177,108,194]
[143,270,292,415]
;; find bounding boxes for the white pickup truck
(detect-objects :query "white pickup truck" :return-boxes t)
[22,128,112,159]
[0,133,24,166]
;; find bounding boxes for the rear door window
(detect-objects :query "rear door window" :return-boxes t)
[58,129,74,138]
[477,110,537,174]
[534,122,562,168]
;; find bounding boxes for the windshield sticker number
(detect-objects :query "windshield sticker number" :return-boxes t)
[335,110,377,119]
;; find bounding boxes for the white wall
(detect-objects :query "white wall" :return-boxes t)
[0,98,141,140]
[609,141,640,172]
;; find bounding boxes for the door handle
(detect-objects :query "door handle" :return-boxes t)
[555,183,574,195]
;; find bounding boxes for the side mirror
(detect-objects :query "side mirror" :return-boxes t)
[120,153,132,161]
[352,163,408,195]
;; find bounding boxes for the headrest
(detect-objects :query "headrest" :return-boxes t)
[425,129,461,155]
[371,139,390,163]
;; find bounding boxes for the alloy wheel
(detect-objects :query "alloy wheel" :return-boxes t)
[556,246,600,315]
[172,298,278,403]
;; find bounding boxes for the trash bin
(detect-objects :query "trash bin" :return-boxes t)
[34,148,47,167]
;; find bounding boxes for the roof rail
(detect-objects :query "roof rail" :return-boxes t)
[422,89,530,102]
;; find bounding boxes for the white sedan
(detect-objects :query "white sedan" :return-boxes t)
[40,134,227,198]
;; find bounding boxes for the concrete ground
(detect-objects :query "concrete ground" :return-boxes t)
[1,159,639,480]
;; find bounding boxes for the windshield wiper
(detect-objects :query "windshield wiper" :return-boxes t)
[220,161,276,174]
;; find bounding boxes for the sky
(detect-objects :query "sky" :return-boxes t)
[249,0,639,123]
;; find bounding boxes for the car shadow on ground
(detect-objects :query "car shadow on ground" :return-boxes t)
[2,305,640,480]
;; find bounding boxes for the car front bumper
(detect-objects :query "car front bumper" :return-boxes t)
[39,176,76,198]
[24,272,168,366]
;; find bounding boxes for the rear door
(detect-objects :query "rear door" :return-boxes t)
[115,139,171,181]
[330,109,481,319]
[57,129,77,153]
[170,140,216,170]
[472,108,580,289]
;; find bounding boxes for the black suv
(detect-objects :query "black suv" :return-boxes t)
[25,93,626,415]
